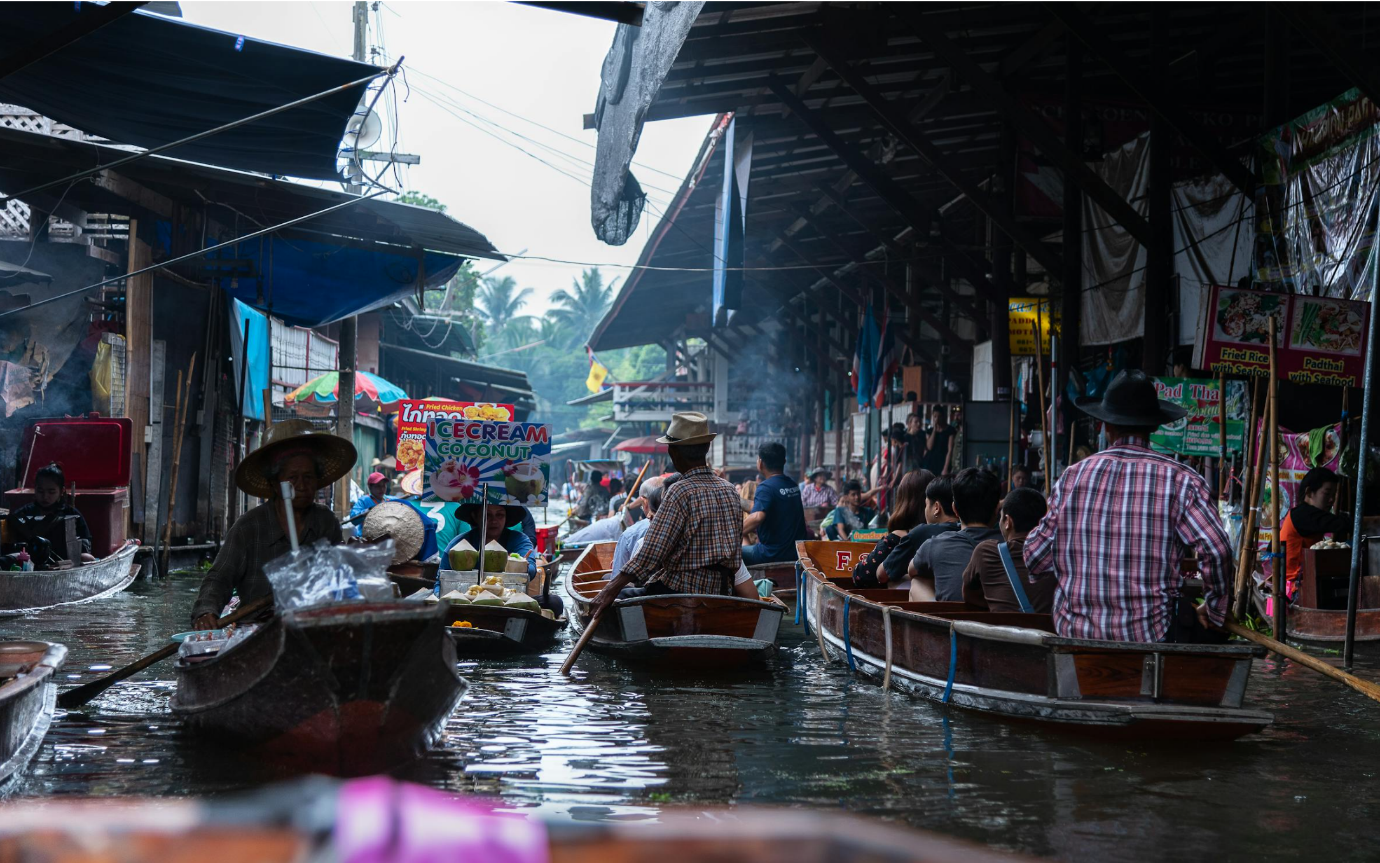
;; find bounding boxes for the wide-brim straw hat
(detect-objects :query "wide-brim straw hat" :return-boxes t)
[235,418,358,498]
[655,411,717,446]
[1075,369,1188,427]
[362,500,425,564]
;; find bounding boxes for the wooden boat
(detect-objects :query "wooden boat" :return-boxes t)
[1249,550,1380,644]
[747,560,797,603]
[798,540,1272,740]
[565,541,786,670]
[0,541,139,615]
[441,565,563,656]
[386,560,438,596]
[171,601,465,776]
[0,777,1031,863]
[0,641,65,789]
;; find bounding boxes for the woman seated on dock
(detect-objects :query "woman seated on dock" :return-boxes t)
[441,502,562,616]
[5,463,94,570]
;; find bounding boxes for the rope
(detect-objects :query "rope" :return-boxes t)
[795,565,804,627]
[882,606,894,692]
[942,624,957,704]
[815,575,830,663]
[842,595,856,671]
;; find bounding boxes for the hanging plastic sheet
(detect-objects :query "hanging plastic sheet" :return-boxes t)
[229,299,269,421]
[1257,87,1380,303]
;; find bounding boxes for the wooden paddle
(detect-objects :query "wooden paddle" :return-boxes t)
[57,596,272,709]
[560,605,607,676]
[1226,619,1380,705]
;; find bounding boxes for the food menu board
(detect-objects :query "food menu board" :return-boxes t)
[1254,421,1344,570]
[395,400,514,471]
[1149,377,1247,457]
[1193,285,1369,386]
[423,419,551,506]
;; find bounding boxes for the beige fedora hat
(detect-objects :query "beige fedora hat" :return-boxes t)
[656,411,717,447]
[235,418,358,498]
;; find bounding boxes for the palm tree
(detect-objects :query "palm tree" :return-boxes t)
[475,275,534,331]
[548,267,618,345]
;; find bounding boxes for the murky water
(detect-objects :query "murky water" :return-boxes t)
[4,572,1380,861]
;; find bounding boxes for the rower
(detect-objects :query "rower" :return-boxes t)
[741,441,807,567]
[5,463,94,569]
[1024,370,1233,644]
[440,502,561,616]
[1280,467,1352,599]
[191,420,354,630]
[590,412,743,614]
[800,468,838,512]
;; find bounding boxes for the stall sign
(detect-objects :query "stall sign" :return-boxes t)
[423,420,551,506]
[1008,298,1060,356]
[1193,285,1369,386]
[396,400,514,471]
[1149,377,1248,457]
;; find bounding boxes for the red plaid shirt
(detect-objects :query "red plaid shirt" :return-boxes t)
[621,466,743,594]
[1024,437,1232,643]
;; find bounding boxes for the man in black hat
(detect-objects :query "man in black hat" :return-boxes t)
[1024,369,1234,644]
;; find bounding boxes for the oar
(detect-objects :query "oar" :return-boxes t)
[560,605,607,676]
[57,596,272,709]
[1226,618,1380,705]
[617,461,653,527]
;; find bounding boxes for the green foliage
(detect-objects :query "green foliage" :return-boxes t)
[476,275,534,332]
[397,190,447,213]
[548,267,617,347]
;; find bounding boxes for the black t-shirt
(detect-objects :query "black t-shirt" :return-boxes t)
[923,426,957,473]
[881,521,959,581]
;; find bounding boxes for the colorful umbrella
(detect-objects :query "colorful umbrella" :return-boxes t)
[612,435,668,455]
[288,370,408,407]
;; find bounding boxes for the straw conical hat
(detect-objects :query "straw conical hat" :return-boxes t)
[235,419,357,498]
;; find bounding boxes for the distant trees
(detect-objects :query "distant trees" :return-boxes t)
[548,267,617,347]
[476,275,534,332]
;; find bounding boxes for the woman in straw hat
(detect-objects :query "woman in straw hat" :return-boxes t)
[189,420,357,629]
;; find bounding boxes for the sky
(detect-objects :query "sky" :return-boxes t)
[178,0,714,314]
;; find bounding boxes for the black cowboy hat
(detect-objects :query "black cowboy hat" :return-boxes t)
[1075,369,1187,427]
[456,502,525,529]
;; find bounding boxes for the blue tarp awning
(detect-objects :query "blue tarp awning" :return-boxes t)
[0,5,382,180]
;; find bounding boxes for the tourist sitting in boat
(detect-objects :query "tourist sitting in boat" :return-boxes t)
[851,469,932,588]
[820,480,864,540]
[800,468,838,512]
[604,478,626,518]
[611,474,675,576]
[962,487,1053,613]
[1024,370,1233,644]
[441,502,562,616]
[5,463,94,569]
[908,468,1001,602]
[565,510,626,544]
[589,412,743,614]
[574,471,609,521]
[190,420,354,630]
[741,442,807,566]
[882,475,959,586]
[1280,467,1352,599]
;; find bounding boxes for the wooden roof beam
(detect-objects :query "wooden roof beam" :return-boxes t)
[898,8,1154,248]
[1047,3,1256,195]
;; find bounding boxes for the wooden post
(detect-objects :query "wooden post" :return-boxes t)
[124,222,152,539]
[159,354,195,579]
[1232,390,1271,619]
[1268,320,1284,638]
[1007,390,1017,490]
[1033,303,1051,495]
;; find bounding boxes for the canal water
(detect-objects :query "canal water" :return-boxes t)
[4,571,1378,861]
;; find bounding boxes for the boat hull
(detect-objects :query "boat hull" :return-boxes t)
[747,561,798,604]
[0,542,139,615]
[799,540,1271,741]
[171,602,465,776]
[444,603,562,656]
[0,641,66,789]
[1251,585,1380,644]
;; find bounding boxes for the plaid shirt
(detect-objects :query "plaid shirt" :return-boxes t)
[1024,438,1232,643]
[800,482,838,511]
[621,466,742,594]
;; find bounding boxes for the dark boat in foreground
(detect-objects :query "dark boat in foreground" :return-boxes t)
[171,601,465,776]
[0,775,1030,862]
[799,541,1272,741]
[0,641,65,789]
[0,541,139,615]
[565,542,785,671]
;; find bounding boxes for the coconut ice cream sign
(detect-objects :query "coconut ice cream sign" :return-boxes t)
[423,419,551,506]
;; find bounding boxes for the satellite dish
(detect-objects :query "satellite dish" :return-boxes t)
[345,109,383,152]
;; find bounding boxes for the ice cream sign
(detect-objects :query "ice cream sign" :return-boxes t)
[423,419,551,506]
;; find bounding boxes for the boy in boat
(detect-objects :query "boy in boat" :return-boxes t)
[741,441,807,566]
[191,420,353,630]
[907,468,1001,602]
[1024,370,1233,644]
[6,463,94,569]
[1280,467,1352,599]
[880,475,959,585]
[589,412,744,614]
[961,487,1053,613]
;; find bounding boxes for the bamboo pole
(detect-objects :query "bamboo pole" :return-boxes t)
[1032,305,1051,495]
[1232,381,1271,619]
[158,354,196,580]
[1268,320,1284,639]
[1218,370,1228,502]
[1227,620,1380,705]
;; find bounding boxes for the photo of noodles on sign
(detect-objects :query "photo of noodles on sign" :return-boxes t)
[423,419,552,506]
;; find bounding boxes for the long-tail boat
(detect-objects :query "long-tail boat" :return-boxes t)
[171,601,465,776]
[0,775,1032,862]
[0,640,65,788]
[799,540,1272,740]
[565,541,785,670]
[0,541,139,615]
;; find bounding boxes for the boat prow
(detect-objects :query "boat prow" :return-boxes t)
[443,603,563,656]
[0,541,140,615]
[0,640,66,789]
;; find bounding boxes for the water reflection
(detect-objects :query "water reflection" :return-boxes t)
[3,574,1379,861]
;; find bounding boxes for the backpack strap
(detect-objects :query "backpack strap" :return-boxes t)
[996,542,1034,613]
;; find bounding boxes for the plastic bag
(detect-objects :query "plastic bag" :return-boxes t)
[263,538,396,610]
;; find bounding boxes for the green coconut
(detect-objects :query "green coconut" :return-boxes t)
[471,592,504,607]
[504,592,539,611]
[540,609,555,620]
[447,539,479,571]
[482,540,509,574]
[443,591,472,605]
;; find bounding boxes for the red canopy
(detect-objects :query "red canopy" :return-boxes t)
[613,435,668,454]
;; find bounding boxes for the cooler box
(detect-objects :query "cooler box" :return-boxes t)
[4,414,132,558]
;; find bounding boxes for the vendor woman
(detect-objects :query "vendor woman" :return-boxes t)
[440,502,562,616]
[1280,467,1352,597]
[190,420,356,629]
[6,463,94,568]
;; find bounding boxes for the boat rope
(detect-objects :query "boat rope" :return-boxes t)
[815,576,831,663]
[942,623,957,704]
[842,595,856,671]
[795,565,804,628]
[882,606,894,692]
